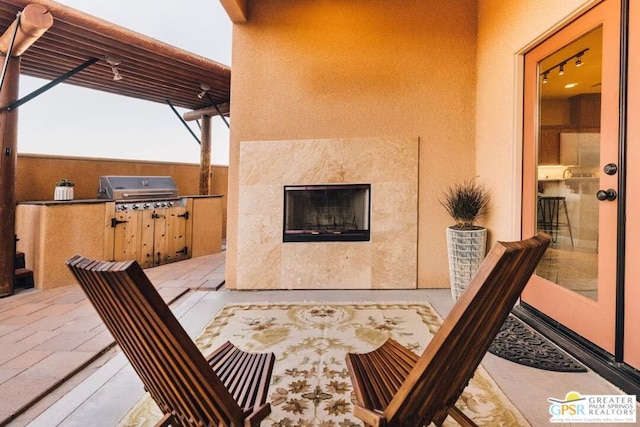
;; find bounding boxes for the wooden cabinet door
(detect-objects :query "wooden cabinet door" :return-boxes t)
[152,208,168,266]
[167,206,189,263]
[139,210,156,268]
[112,210,143,263]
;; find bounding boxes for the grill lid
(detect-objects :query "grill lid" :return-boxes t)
[97,176,179,200]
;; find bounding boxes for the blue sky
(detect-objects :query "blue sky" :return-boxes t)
[17,0,232,165]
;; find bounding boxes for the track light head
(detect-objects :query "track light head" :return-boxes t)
[197,83,211,99]
[105,56,123,81]
[111,67,123,81]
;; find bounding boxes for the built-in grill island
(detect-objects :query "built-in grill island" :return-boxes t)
[98,176,190,268]
[16,175,224,290]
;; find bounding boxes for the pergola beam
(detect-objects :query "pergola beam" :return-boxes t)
[182,102,230,121]
[0,3,52,56]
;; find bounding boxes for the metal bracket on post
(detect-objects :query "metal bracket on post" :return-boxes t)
[0,12,21,94]
[206,93,230,129]
[166,99,201,145]
[3,57,99,111]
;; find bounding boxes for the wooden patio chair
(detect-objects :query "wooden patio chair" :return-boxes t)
[345,232,551,427]
[66,255,275,427]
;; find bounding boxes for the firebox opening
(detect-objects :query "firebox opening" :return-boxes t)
[283,184,371,242]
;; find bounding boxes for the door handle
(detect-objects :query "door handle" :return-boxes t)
[111,218,128,227]
[596,189,617,201]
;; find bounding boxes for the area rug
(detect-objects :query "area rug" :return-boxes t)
[489,314,587,372]
[119,303,530,426]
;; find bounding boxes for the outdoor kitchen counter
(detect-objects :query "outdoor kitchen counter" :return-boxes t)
[17,198,107,205]
[17,194,223,205]
[15,195,224,289]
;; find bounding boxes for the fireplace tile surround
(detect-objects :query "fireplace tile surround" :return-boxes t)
[238,137,418,289]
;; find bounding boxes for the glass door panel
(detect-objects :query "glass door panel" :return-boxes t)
[535,27,602,301]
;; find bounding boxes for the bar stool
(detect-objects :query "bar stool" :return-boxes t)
[537,196,574,246]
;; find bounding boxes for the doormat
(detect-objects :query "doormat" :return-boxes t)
[489,314,587,372]
[120,303,530,426]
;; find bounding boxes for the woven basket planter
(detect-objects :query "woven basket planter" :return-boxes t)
[446,226,487,300]
[54,186,74,201]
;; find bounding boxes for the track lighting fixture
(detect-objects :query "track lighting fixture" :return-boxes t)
[197,83,210,99]
[539,48,588,83]
[105,56,123,81]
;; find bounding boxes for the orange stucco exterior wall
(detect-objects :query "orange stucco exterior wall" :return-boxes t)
[475,0,597,239]
[227,0,479,288]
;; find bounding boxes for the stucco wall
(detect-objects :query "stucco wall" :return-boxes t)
[227,0,478,288]
[475,0,597,241]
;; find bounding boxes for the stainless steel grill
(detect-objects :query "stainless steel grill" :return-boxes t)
[97,176,179,201]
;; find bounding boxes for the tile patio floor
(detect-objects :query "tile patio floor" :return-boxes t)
[0,253,225,426]
[0,251,636,426]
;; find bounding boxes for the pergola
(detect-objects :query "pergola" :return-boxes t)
[0,0,231,296]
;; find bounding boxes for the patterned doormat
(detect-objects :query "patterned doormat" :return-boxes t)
[119,303,530,426]
[489,314,587,372]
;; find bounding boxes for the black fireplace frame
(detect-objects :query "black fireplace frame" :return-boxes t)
[283,184,371,242]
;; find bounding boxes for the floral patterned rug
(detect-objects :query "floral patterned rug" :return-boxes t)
[119,303,529,427]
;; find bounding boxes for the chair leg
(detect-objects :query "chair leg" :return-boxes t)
[154,413,175,427]
[447,405,478,427]
[561,199,574,247]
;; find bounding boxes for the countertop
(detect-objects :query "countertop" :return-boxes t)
[17,194,223,206]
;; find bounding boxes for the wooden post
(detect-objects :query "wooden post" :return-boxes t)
[0,58,20,297]
[0,4,53,297]
[199,115,212,195]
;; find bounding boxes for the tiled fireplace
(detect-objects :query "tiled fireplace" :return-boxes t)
[238,137,418,289]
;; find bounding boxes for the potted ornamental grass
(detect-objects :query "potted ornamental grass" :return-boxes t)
[440,179,490,300]
[54,178,75,201]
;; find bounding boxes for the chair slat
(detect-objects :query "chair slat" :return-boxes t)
[345,232,551,427]
[66,255,276,427]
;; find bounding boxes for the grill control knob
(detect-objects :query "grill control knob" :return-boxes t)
[131,204,140,210]
[154,202,161,208]
[167,201,174,207]
[143,203,150,209]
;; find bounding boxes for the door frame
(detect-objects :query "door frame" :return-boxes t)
[514,0,640,396]
[521,0,620,354]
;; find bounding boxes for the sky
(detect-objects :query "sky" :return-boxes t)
[17,0,233,165]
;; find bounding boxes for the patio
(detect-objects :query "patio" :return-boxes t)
[0,251,632,426]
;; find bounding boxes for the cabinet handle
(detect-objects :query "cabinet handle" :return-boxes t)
[111,218,128,228]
